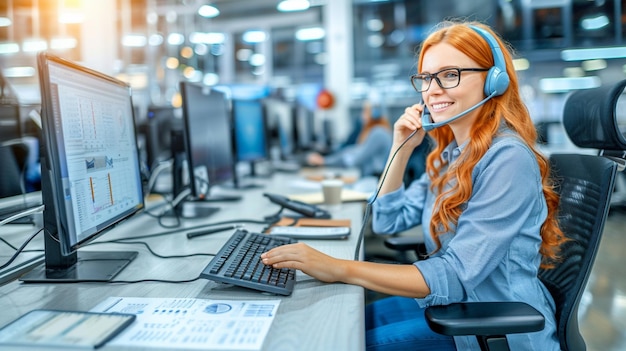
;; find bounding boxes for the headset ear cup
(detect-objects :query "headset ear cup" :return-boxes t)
[484,66,510,96]
[470,25,510,97]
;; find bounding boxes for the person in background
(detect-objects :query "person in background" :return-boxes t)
[305,101,392,177]
[262,20,565,350]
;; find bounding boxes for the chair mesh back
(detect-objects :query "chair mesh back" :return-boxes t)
[539,154,617,351]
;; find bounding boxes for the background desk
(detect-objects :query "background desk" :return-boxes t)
[0,172,366,350]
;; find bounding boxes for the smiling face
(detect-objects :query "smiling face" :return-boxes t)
[420,42,487,142]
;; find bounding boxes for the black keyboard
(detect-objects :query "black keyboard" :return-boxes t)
[200,229,297,296]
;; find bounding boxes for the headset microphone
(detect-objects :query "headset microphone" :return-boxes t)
[421,91,497,132]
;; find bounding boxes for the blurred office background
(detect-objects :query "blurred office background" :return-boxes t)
[1,1,625,350]
[1,0,626,145]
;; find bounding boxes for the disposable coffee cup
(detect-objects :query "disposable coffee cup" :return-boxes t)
[321,179,343,206]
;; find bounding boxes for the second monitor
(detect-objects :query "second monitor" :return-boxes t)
[178,82,241,218]
[231,98,270,187]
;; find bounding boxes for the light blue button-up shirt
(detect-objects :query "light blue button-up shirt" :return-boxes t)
[371,129,560,351]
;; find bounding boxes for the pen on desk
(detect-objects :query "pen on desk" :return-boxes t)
[187,225,239,239]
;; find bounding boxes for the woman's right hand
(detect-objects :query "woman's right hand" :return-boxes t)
[393,103,427,149]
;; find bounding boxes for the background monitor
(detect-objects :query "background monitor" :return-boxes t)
[21,52,144,283]
[137,105,182,171]
[295,105,315,152]
[179,82,240,211]
[264,98,296,160]
[231,98,269,180]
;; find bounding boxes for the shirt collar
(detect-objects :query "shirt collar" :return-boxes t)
[441,139,468,164]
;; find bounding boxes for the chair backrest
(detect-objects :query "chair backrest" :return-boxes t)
[539,154,617,351]
[539,79,626,351]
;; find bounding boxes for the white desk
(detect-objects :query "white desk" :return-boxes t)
[0,172,366,350]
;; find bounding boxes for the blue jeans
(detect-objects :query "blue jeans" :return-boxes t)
[365,296,456,351]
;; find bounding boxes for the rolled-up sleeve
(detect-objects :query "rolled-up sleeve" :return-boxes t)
[414,139,544,307]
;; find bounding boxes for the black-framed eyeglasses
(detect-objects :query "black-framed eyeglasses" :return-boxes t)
[410,68,489,93]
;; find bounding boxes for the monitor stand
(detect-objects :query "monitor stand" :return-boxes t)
[173,199,222,218]
[20,235,137,283]
[20,250,138,283]
[231,161,266,189]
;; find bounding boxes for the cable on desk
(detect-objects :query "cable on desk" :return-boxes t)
[145,159,173,197]
[107,276,202,284]
[0,204,44,227]
[85,240,217,259]
[0,227,43,270]
[141,189,191,229]
[110,219,273,243]
[56,276,204,284]
[1,235,43,253]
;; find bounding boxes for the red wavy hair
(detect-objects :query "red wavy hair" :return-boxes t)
[418,21,565,268]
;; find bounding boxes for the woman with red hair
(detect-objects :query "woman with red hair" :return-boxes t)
[262,20,565,351]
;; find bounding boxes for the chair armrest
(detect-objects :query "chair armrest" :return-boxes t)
[425,302,545,336]
[383,236,423,251]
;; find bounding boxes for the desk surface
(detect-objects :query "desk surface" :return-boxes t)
[0,172,366,351]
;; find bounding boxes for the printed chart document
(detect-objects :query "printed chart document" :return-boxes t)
[91,297,281,350]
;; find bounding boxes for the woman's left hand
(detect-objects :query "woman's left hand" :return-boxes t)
[261,243,344,283]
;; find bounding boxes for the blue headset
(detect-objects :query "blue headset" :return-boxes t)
[469,25,509,97]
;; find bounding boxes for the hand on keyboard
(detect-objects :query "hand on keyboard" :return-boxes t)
[199,229,297,296]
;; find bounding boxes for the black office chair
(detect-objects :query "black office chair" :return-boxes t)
[421,80,626,351]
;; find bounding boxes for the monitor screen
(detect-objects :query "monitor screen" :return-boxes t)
[21,52,144,283]
[180,82,236,198]
[232,99,269,163]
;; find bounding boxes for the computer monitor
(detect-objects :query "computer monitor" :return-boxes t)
[231,99,269,184]
[137,105,182,171]
[265,98,296,160]
[178,82,240,216]
[21,52,144,283]
[295,105,315,151]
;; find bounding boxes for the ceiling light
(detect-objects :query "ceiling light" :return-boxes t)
[563,67,584,77]
[512,58,530,71]
[168,33,185,46]
[51,36,77,50]
[295,27,325,41]
[198,5,220,18]
[242,30,266,44]
[539,76,601,93]
[561,47,626,61]
[58,11,84,24]
[22,39,47,52]
[0,17,11,27]
[581,59,607,71]
[581,15,609,30]
[148,34,164,46]
[277,0,310,12]
[190,32,225,45]
[122,34,147,47]
[3,66,36,78]
[0,42,19,54]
